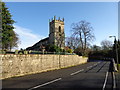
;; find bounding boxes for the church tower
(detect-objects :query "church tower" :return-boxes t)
[49,16,65,49]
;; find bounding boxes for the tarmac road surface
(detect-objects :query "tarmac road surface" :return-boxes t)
[2,60,114,90]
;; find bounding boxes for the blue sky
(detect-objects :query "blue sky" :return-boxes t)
[5,2,118,49]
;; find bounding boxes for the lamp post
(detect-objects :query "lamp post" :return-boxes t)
[109,36,119,71]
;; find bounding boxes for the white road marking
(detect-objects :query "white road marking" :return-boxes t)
[94,63,97,66]
[94,62,100,66]
[28,78,62,90]
[87,66,93,69]
[102,72,108,90]
[87,67,90,69]
[70,69,84,76]
[94,64,96,65]
[113,72,116,89]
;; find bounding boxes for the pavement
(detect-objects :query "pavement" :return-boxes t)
[2,60,115,90]
[115,68,120,90]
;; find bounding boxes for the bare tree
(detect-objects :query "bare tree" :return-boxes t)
[71,20,95,55]
[66,36,80,50]
[91,45,101,51]
[101,40,112,50]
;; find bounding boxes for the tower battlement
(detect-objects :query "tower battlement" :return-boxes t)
[49,16,64,23]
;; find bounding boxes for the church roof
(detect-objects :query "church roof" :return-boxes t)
[26,37,49,50]
[34,37,49,46]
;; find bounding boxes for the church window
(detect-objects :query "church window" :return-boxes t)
[59,26,61,33]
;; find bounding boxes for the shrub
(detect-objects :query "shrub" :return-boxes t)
[45,45,62,52]
[66,49,73,53]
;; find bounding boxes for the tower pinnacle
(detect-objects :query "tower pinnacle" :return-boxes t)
[54,16,56,20]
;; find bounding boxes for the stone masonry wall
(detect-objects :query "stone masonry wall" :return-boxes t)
[1,54,88,79]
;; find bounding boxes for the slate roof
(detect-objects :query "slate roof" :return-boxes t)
[33,37,49,46]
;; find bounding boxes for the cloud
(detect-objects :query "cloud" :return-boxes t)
[14,25,45,49]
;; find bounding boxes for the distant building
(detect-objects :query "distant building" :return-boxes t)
[26,16,65,51]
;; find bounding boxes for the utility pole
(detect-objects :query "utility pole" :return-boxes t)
[109,36,119,71]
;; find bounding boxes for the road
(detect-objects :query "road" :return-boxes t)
[2,60,114,90]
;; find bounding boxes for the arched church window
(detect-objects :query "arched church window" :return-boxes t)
[59,26,61,33]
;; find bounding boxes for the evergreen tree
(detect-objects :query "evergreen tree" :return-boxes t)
[0,2,2,49]
[112,39,120,64]
[118,40,120,64]
[1,2,19,50]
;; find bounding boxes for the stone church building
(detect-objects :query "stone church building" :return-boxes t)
[26,16,65,51]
